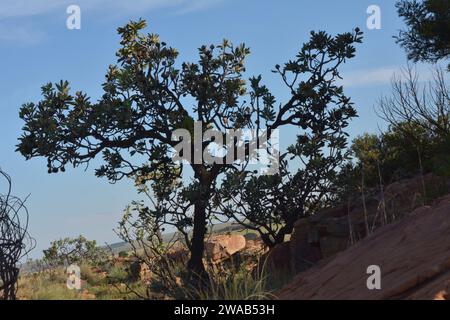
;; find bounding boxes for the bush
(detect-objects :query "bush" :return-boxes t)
[186,262,274,300]
[107,266,128,284]
[43,235,108,268]
[80,264,105,286]
[334,122,450,204]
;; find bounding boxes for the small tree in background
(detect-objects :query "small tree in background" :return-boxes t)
[377,66,449,137]
[351,134,388,229]
[43,235,107,268]
[377,65,450,194]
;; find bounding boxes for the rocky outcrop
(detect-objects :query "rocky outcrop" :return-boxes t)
[261,241,293,275]
[266,174,447,275]
[277,194,450,300]
[205,234,247,263]
[244,239,266,256]
[139,262,152,283]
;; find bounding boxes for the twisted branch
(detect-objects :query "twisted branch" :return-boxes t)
[0,169,35,300]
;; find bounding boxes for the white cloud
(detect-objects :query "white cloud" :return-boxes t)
[0,0,223,19]
[339,66,399,88]
[339,65,436,88]
[175,0,224,15]
[0,23,46,45]
[0,0,225,45]
[0,0,62,19]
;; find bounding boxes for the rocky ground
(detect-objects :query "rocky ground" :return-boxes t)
[276,193,450,299]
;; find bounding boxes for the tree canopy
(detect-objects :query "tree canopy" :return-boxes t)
[17,19,362,279]
[396,0,450,69]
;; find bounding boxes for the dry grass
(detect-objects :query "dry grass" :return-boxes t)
[17,263,149,300]
[17,269,81,300]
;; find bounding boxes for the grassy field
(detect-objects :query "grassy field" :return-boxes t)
[18,264,149,300]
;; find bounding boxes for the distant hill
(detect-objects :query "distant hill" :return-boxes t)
[107,221,249,254]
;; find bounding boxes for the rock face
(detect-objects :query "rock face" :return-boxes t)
[205,234,246,262]
[139,262,152,283]
[261,241,293,275]
[277,194,450,300]
[244,239,266,256]
[266,174,447,275]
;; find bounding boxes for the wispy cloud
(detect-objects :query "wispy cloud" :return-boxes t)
[0,0,62,19]
[0,22,46,45]
[339,65,436,88]
[175,0,224,15]
[0,0,223,19]
[0,0,225,45]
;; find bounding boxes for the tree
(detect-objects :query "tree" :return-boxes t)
[395,0,450,70]
[116,201,187,299]
[17,19,362,279]
[42,235,107,268]
[0,169,35,300]
[377,65,449,191]
[219,81,358,248]
[332,119,450,217]
[217,29,362,247]
[118,251,129,258]
[377,65,449,137]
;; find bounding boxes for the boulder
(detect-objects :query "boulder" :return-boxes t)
[260,174,449,279]
[289,218,322,272]
[80,289,96,300]
[277,194,450,299]
[260,241,292,276]
[205,234,246,263]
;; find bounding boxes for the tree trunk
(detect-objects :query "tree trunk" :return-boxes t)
[273,218,296,246]
[187,166,217,285]
[187,199,208,283]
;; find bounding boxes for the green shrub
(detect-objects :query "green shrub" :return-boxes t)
[107,266,128,284]
[80,264,105,286]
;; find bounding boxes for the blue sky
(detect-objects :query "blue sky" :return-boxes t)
[0,0,433,258]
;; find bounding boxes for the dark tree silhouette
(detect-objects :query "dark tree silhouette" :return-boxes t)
[396,0,450,70]
[377,66,449,138]
[17,19,362,280]
[0,170,35,300]
[217,29,362,247]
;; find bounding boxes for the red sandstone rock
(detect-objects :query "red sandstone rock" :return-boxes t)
[277,195,450,300]
[205,234,246,262]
